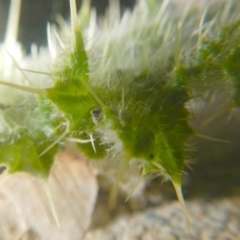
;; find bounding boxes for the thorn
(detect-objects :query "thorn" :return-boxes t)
[67,137,95,143]
[47,23,57,59]
[69,0,80,49]
[5,49,31,83]
[198,6,209,45]
[5,0,22,45]
[0,80,45,95]
[47,23,67,59]
[196,133,231,144]
[43,181,61,228]
[89,133,96,153]
[78,77,106,108]
[20,68,52,76]
[172,181,192,232]
[38,131,68,158]
[109,152,130,208]
[124,174,144,203]
[174,22,181,66]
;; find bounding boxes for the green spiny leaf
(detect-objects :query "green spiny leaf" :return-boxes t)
[0,130,57,176]
[46,30,100,133]
[0,97,59,177]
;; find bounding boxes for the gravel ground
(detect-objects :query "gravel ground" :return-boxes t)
[83,198,240,240]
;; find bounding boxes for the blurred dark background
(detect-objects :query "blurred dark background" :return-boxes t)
[0,0,135,51]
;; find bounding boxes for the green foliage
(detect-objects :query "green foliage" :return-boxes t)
[2,0,240,185]
[46,30,98,133]
[173,19,240,107]
[0,97,59,176]
[44,20,194,185]
[0,130,57,176]
[2,0,240,228]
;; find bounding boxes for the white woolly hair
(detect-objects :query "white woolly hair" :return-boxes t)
[44,0,240,105]
[1,0,240,108]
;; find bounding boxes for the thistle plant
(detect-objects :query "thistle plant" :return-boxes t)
[1,0,240,231]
